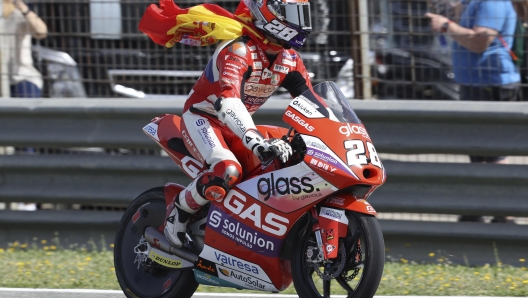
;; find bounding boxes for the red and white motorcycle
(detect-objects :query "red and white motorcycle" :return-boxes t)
[114,81,386,298]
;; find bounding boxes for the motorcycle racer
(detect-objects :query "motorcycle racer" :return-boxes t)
[139,0,315,248]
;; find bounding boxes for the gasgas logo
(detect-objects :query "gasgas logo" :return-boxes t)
[285,110,314,132]
[223,190,289,236]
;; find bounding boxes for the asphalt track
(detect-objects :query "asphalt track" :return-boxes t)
[0,289,518,298]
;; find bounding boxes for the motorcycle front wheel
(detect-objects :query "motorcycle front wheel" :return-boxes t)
[114,187,198,298]
[291,211,385,298]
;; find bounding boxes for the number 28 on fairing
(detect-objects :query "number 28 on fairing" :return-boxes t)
[344,140,382,168]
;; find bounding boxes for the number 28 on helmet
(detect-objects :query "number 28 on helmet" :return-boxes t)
[244,0,312,50]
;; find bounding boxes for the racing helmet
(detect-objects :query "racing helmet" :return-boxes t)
[243,0,312,49]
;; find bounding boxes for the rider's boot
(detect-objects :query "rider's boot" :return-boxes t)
[165,163,240,248]
[165,177,206,248]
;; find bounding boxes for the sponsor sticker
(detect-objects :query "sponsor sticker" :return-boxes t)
[326,197,345,206]
[289,98,325,118]
[273,64,289,74]
[196,258,218,275]
[253,61,263,69]
[148,250,183,269]
[197,126,217,149]
[302,135,359,179]
[320,207,349,225]
[236,163,338,213]
[326,229,334,240]
[261,68,272,80]
[217,266,277,291]
[143,123,159,141]
[199,245,272,282]
[282,59,297,67]
[271,73,280,86]
[285,110,314,132]
[194,271,221,286]
[326,244,336,253]
[244,83,277,97]
[226,55,248,67]
[339,123,370,139]
[208,205,282,257]
[222,71,238,79]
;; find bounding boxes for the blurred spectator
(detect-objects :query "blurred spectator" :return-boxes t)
[2,0,47,98]
[2,0,47,211]
[426,0,520,223]
[512,0,528,99]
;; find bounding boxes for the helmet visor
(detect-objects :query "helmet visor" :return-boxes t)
[267,2,312,30]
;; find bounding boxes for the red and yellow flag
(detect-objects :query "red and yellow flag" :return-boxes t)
[138,0,272,49]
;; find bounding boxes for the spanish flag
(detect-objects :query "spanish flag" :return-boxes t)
[138,0,273,49]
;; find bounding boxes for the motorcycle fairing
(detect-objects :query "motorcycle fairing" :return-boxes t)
[201,184,318,290]
[197,244,280,292]
[143,115,207,179]
[193,257,246,290]
[236,162,338,213]
[207,203,283,257]
[301,134,360,185]
[322,194,378,215]
[194,270,241,289]
[283,84,386,190]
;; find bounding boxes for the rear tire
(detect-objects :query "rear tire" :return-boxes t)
[291,211,385,298]
[114,187,198,298]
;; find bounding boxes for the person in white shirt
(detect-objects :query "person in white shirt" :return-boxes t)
[2,0,47,98]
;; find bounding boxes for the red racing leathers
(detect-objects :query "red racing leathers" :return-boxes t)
[175,36,314,215]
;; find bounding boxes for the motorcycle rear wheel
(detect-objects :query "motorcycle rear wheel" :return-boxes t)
[114,187,198,298]
[291,211,385,298]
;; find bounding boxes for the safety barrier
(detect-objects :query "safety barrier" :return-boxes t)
[0,99,527,265]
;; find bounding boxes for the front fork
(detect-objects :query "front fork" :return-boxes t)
[309,206,350,261]
[310,208,328,261]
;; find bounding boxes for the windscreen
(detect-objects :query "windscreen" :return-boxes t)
[298,81,362,124]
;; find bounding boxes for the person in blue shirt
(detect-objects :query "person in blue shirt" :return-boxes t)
[426,0,520,96]
[426,1,519,223]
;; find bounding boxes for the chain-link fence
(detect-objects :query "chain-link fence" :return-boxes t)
[1,0,527,99]
[1,0,354,98]
[370,0,528,101]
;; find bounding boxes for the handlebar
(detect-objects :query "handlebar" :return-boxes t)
[259,150,278,167]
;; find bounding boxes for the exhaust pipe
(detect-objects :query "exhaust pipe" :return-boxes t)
[144,226,198,263]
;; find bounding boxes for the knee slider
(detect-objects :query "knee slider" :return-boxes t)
[197,165,240,201]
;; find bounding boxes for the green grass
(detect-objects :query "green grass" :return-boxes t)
[0,241,527,296]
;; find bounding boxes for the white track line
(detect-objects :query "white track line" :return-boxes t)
[0,289,517,298]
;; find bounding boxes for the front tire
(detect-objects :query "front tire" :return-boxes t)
[291,211,385,298]
[114,187,198,298]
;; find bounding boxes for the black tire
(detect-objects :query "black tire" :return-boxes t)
[291,211,385,298]
[114,187,198,298]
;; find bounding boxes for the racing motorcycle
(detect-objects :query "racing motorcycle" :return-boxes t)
[114,81,386,298]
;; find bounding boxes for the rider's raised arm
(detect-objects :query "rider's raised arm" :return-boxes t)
[216,39,252,100]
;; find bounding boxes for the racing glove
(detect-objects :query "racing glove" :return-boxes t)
[215,97,292,163]
[243,129,292,163]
